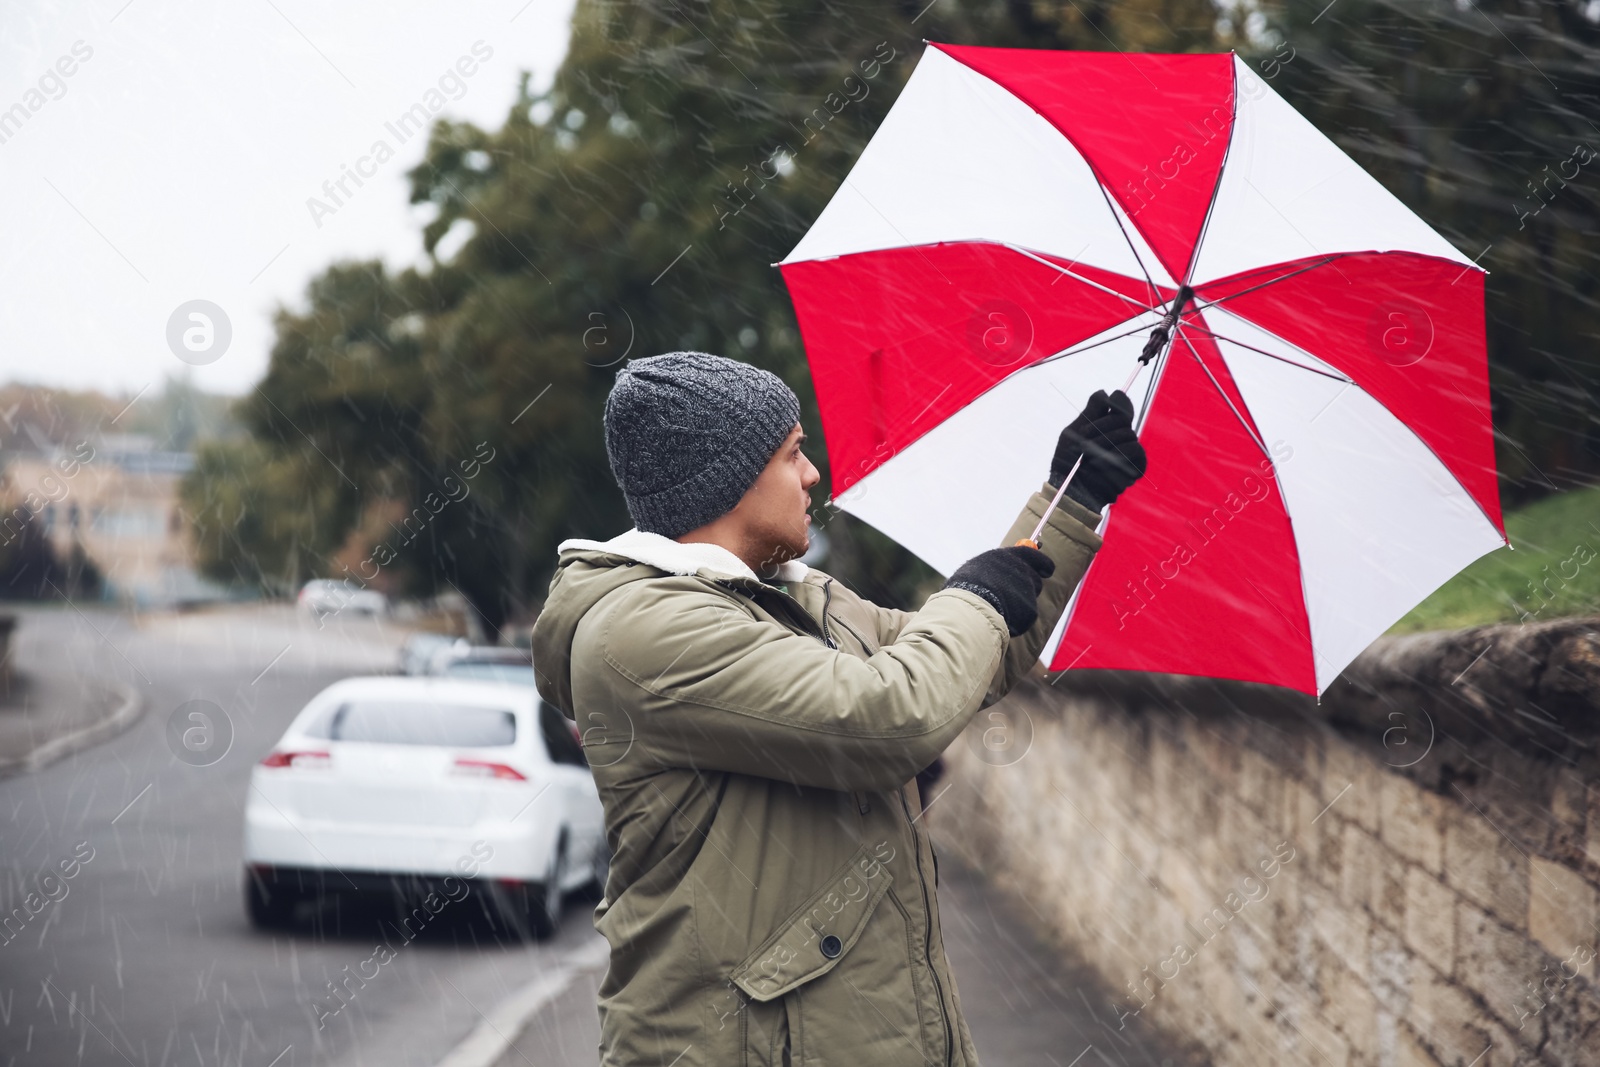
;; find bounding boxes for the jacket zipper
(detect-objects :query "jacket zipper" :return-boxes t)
[820,578,837,650]
[899,788,953,1066]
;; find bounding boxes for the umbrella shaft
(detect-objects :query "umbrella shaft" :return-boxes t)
[1019,318,1168,546]
[1022,454,1084,547]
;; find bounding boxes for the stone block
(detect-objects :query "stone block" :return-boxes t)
[1287,1003,1352,1067]
[1380,773,1446,876]
[1588,782,1600,870]
[1550,770,1586,834]
[1442,804,1529,930]
[1237,746,1285,822]
[1479,1013,1527,1067]
[1527,856,1598,964]
[1339,823,1384,912]
[1370,921,1412,1006]
[1455,899,1547,1034]
[1537,969,1600,1067]
[1262,856,1305,962]
[1222,800,1276,873]
[1314,810,1347,897]
[1285,778,1324,870]
[1312,898,1372,984]
[1394,1022,1444,1067]
[1406,957,1490,1067]
[1191,720,1238,784]
[1321,961,1382,1065]
[1403,868,1457,977]
[1357,833,1408,935]
[1322,740,1381,834]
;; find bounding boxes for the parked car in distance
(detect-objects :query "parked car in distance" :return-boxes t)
[297,579,388,617]
[426,643,529,676]
[399,632,462,676]
[439,658,537,688]
[242,676,605,940]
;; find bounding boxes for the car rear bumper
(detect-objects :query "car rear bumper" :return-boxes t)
[243,807,556,881]
[244,863,516,898]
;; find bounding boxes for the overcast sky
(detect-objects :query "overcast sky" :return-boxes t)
[0,0,578,398]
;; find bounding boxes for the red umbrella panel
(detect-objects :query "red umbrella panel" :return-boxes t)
[780,43,1505,697]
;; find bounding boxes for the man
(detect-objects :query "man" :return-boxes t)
[531,351,1145,1066]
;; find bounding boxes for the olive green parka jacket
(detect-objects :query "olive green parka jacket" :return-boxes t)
[530,484,1102,1067]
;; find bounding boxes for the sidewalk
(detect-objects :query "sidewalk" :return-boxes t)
[937,858,1208,1067]
[0,606,141,776]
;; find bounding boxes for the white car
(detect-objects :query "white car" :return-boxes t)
[242,676,605,940]
[297,578,388,617]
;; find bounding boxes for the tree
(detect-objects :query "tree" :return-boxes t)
[210,0,1599,627]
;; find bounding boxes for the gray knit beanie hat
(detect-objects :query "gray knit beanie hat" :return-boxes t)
[603,351,802,539]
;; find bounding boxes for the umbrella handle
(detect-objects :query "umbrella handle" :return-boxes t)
[1015,294,1181,546]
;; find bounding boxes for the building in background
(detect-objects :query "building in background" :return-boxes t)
[0,433,225,607]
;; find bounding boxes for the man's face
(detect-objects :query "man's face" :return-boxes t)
[734,423,821,570]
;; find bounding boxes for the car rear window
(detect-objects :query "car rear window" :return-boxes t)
[309,701,517,747]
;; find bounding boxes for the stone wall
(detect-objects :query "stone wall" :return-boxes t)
[933,616,1600,1066]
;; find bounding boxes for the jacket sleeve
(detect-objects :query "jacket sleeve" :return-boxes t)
[981,482,1103,708]
[853,483,1101,704]
[580,484,1102,793]
[582,577,1013,793]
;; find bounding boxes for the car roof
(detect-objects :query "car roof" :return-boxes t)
[305,675,539,710]
[449,648,529,664]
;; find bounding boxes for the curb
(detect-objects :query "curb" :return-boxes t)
[0,679,144,778]
[435,936,609,1067]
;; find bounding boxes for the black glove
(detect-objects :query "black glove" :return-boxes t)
[1049,389,1148,512]
[942,546,1055,637]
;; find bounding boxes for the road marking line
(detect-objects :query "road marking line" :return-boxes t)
[433,938,609,1067]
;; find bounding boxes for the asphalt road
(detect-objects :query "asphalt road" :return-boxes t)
[0,605,608,1067]
[1,603,1203,1067]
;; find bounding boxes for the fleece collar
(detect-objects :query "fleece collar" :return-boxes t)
[556,528,811,584]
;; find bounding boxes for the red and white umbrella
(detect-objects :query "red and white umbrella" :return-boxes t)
[780,43,1506,697]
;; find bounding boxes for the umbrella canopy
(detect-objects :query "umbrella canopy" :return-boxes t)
[779,43,1506,697]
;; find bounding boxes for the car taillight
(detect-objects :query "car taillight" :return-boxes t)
[260,750,331,769]
[451,759,526,781]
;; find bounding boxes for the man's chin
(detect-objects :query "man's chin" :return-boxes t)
[761,535,807,570]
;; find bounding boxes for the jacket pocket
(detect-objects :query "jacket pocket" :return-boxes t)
[739,995,789,1067]
[729,842,895,1004]
[787,885,930,1066]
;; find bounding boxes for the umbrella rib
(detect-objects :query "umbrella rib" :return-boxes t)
[1178,320,1353,384]
[1178,62,1242,291]
[1002,244,1157,314]
[1188,255,1347,314]
[1176,327,1271,460]
[1031,316,1163,367]
[1088,177,1163,307]
[839,176,955,287]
